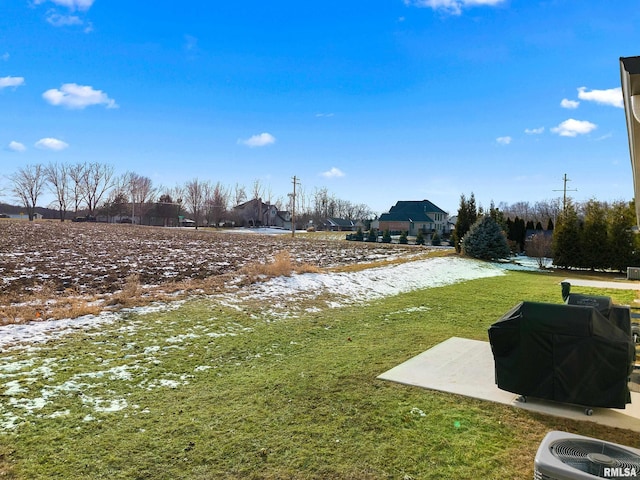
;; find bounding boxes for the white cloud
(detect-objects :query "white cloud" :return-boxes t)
[315,113,335,118]
[524,127,544,135]
[239,133,276,148]
[33,0,94,11]
[46,13,83,27]
[0,76,25,88]
[321,167,345,178]
[42,83,118,109]
[577,87,623,108]
[1,53,9,61]
[551,119,597,137]
[35,138,69,151]
[560,98,579,109]
[496,136,512,145]
[8,141,26,152]
[404,0,505,15]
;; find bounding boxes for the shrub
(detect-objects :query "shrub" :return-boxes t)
[399,231,408,244]
[415,230,425,245]
[355,227,364,241]
[431,232,441,246]
[461,216,510,260]
[367,228,377,242]
[382,229,392,243]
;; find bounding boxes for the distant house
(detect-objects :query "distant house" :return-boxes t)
[233,198,291,229]
[378,200,449,238]
[4,213,43,220]
[323,218,356,231]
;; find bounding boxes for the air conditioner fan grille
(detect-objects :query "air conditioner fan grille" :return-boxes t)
[550,439,640,477]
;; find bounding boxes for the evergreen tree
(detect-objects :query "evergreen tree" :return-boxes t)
[581,199,608,270]
[355,226,364,241]
[415,230,425,245]
[399,231,408,244]
[552,201,582,268]
[367,228,377,242]
[452,193,478,253]
[382,229,392,243]
[515,217,526,252]
[489,200,506,230]
[547,218,554,231]
[535,221,543,231]
[526,220,535,231]
[607,200,637,271]
[461,216,510,260]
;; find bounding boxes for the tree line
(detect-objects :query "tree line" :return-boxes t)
[3,162,373,228]
[453,192,639,272]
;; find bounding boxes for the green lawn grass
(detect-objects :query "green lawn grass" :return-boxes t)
[1,270,639,479]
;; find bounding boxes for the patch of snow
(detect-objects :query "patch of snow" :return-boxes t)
[236,257,506,309]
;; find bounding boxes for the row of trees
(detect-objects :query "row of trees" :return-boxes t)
[453,192,639,272]
[3,162,373,228]
[553,199,638,271]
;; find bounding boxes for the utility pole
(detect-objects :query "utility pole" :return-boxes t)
[291,175,300,237]
[553,173,577,211]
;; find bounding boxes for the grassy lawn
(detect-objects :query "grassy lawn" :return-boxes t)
[1,269,639,479]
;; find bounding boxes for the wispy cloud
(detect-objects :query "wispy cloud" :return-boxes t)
[42,83,118,109]
[525,127,544,135]
[551,119,597,137]
[496,136,512,145]
[239,133,276,148]
[577,86,623,108]
[46,13,83,27]
[321,167,345,178]
[8,141,26,152]
[33,0,95,12]
[35,137,69,151]
[315,113,335,118]
[1,53,9,61]
[560,98,579,109]
[404,0,506,15]
[0,76,25,89]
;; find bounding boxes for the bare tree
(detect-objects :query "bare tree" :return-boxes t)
[44,162,70,221]
[233,183,246,207]
[209,181,229,227]
[124,172,155,224]
[527,232,553,268]
[68,163,87,214]
[83,162,115,216]
[251,179,264,201]
[9,164,46,221]
[184,178,205,229]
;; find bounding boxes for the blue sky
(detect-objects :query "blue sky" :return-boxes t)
[1,0,639,216]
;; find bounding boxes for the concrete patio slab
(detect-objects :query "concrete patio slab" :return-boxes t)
[378,337,640,432]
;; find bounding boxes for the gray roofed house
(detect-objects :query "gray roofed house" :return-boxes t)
[323,217,356,231]
[378,200,449,237]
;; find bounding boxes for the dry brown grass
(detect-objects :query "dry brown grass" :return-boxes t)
[241,251,322,284]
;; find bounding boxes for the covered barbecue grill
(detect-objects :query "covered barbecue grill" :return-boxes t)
[488,299,635,409]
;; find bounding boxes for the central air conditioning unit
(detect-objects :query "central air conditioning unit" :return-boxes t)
[534,431,640,479]
[627,267,640,280]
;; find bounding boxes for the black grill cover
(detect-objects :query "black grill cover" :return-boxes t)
[488,301,635,409]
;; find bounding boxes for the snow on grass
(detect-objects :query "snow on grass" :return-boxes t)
[0,255,530,433]
[222,256,507,319]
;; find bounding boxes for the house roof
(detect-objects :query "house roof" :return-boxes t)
[325,217,355,227]
[379,200,446,223]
